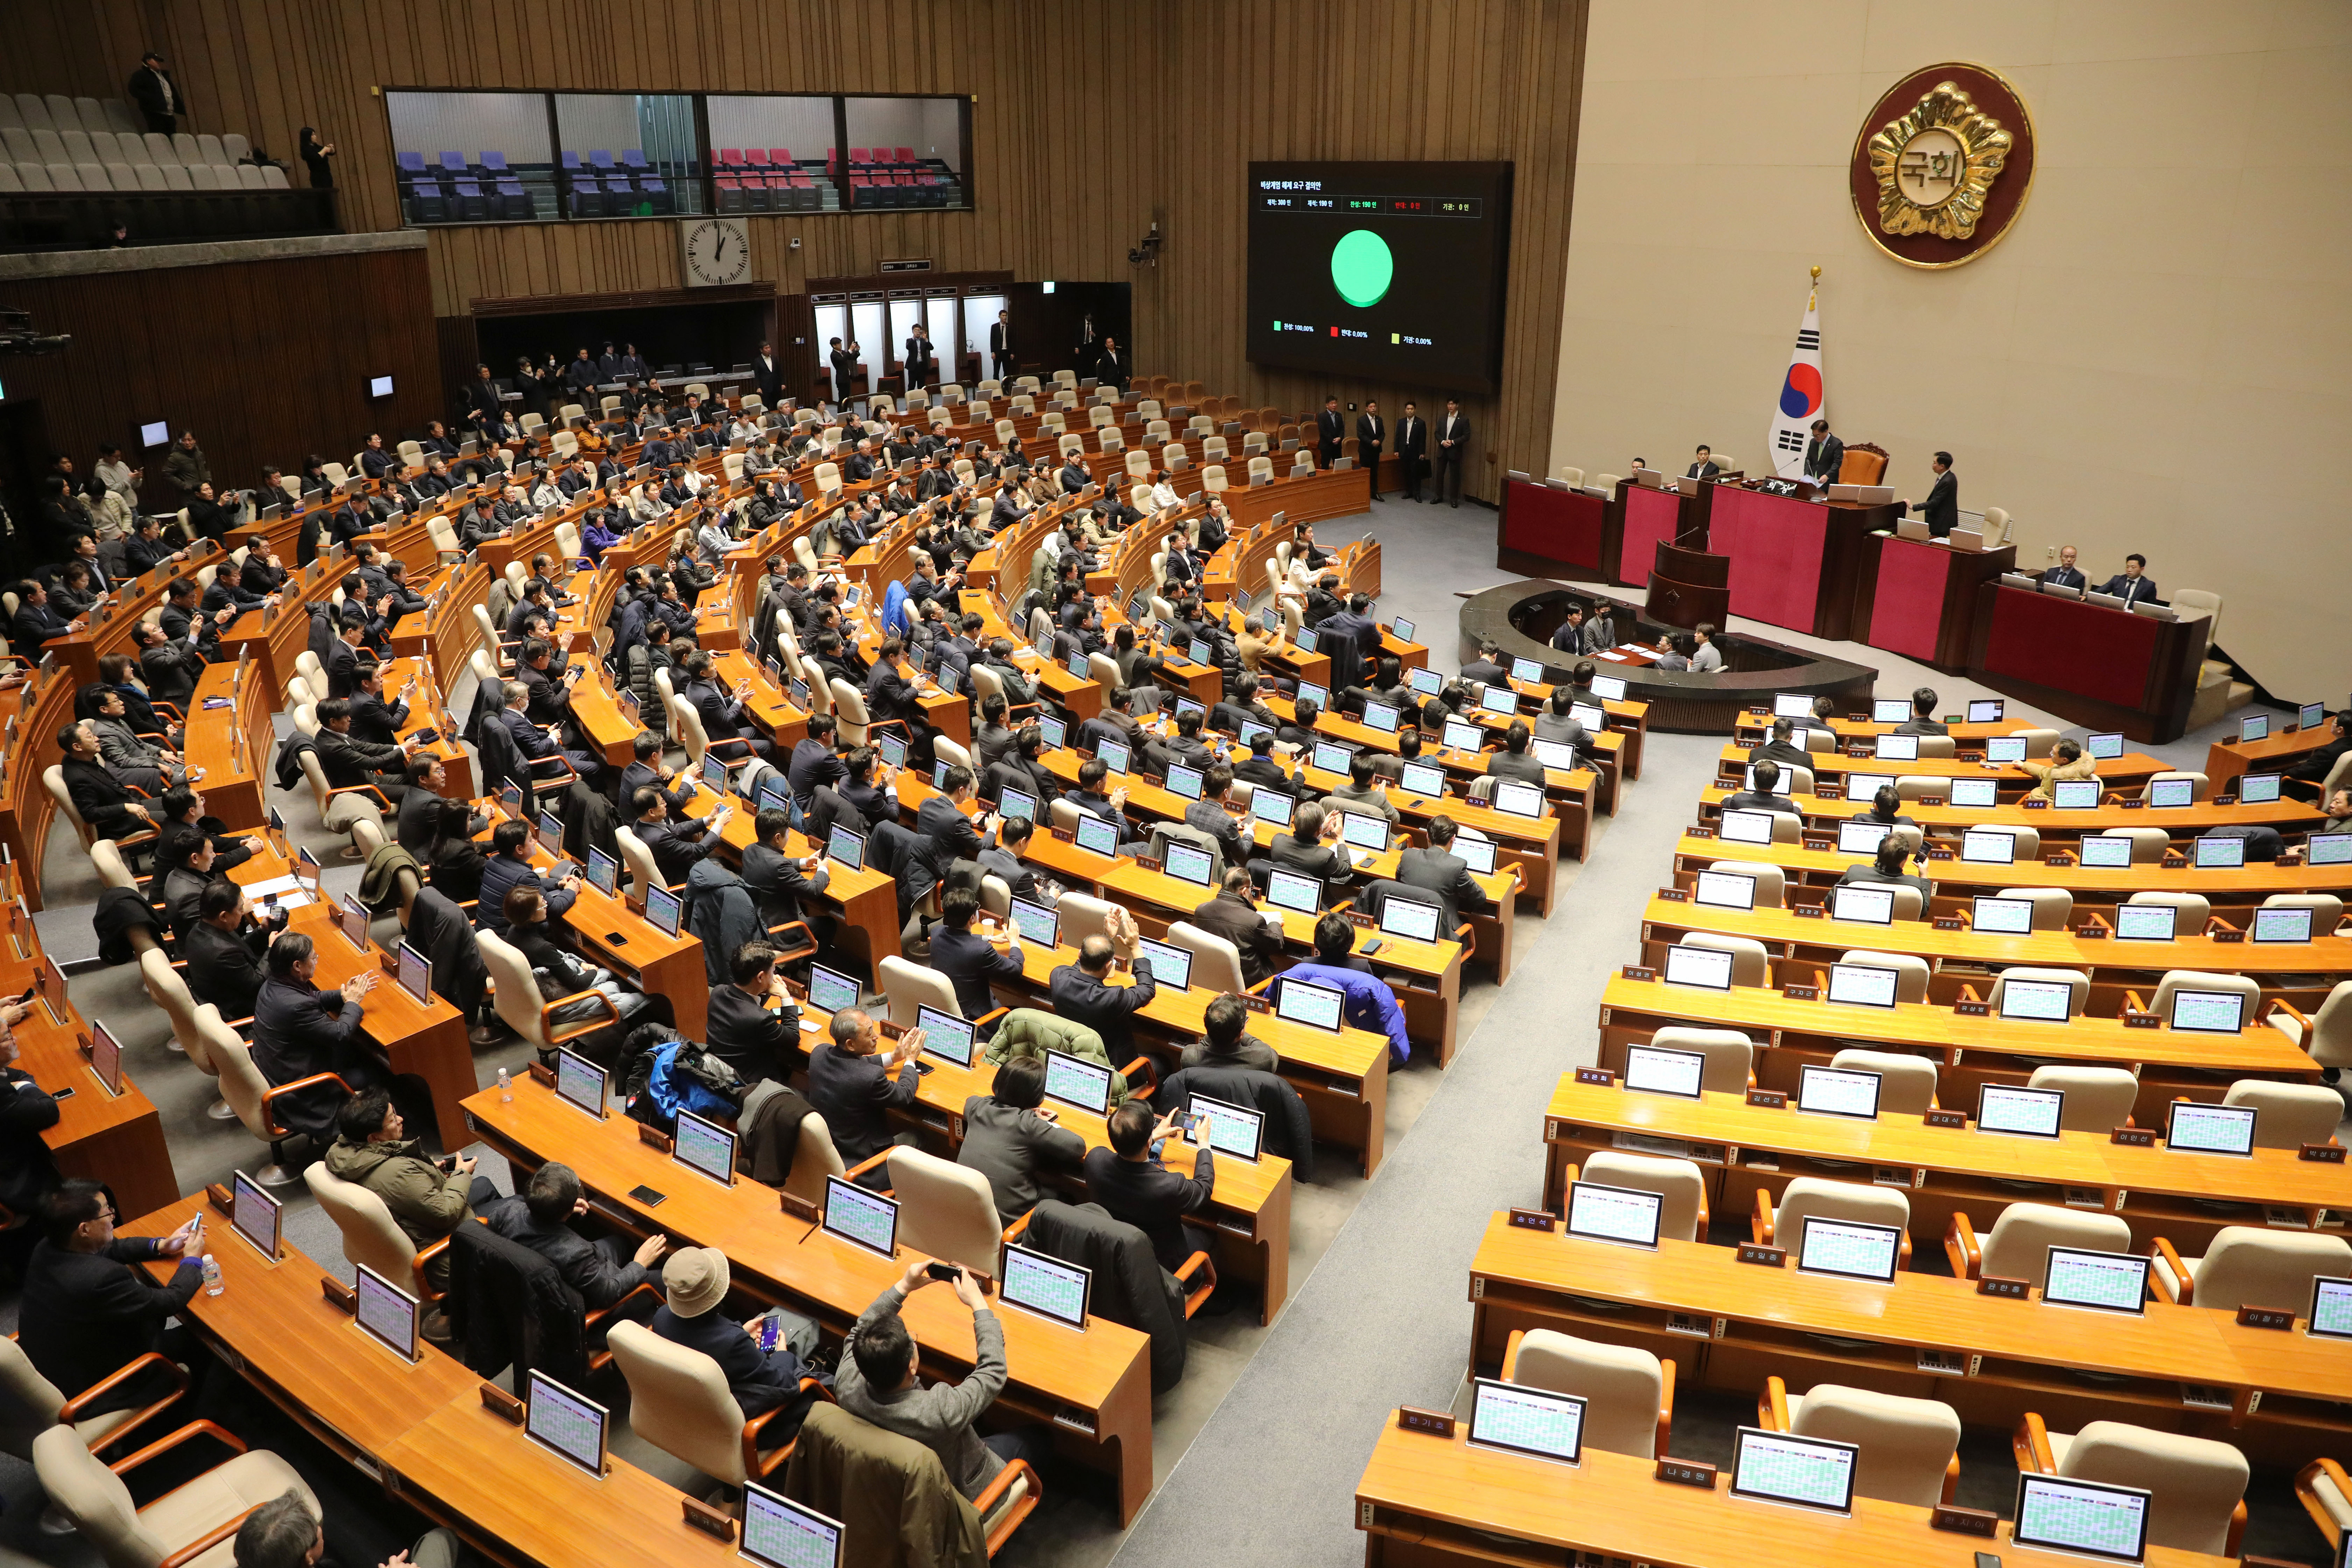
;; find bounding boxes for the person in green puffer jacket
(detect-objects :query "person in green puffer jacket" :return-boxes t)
[320,1087,500,1293]
[983,1008,1141,1104]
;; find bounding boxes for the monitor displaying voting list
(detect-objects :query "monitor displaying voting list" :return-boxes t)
[554,1047,606,1116]
[586,846,619,896]
[1339,811,1390,851]
[1135,937,1194,991]
[89,1020,123,1095]
[2312,833,2352,867]
[1828,884,1895,926]
[1693,869,1756,910]
[2169,988,2244,1034]
[2113,903,2177,942]
[2000,978,2074,1023]
[1796,1064,1881,1120]
[232,1169,282,1259]
[1250,787,1297,827]
[645,885,684,936]
[1008,898,1060,948]
[2012,1474,2151,1565]
[1873,698,1911,723]
[1623,1044,1705,1099]
[1165,763,1205,801]
[808,963,861,1015]
[1097,738,1131,775]
[1875,733,1919,761]
[1825,963,1899,1008]
[1378,897,1441,943]
[1188,1092,1264,1161]
[1454,834,1498,875]
[1398,761,1448,798]
[1720,808,1776,846]
[2193,835,2244,868]
[2149,777,2194,807]
[1984,736,2027,764]
[525,1370,609,1476]
[1408,666,1444,697]
[1362,701,1402,734]
[2087,731,2124,760]
[2054,778,2103,810]
[1442,718,1485,753]
[2239,772,2283,803]
[2254,905,2315,944]
[1961,829,2017,864]
[1311,740,1354,775]
[1277,976,1345,1032]
[2078,831,2132,865]
[821,1176,899,1258]
[2164,1100,2256,1157]
[1843,773,1893,801]
[1946,777,1998,809]
[740,1483,844,1568]
[1796,1216,1903,1283]
[1977,1084,2064,1139]
[1267,868,1322,915]
[1043,1049,1112,1114]
[2043,1246,2150,1313]
[1662,944,1734,991]
[354,1262,420,1360]
[1161,840,1215,886]
[998,786,1037,824]
[1466,1378,1585,1467]
[1590,674,1627,701]
[1972,896,2034,935]
[1773,694,1816,719]
[1836,819,1891,856]
[1074,813,1122,858]
[673,1109,736,1185]
[1566,1180,1662,1249]
[825,824,866,872]
[395,941,432,1006]
[2308,1277,2352,1341]
[1730,1427,1858,1515]
[915,1006,975,1068]
[1491,781,1546,818]
[998,1243,1091,1330]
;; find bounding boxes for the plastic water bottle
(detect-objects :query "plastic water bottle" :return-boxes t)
[201,1254,223,1296]
[497,1066,512,1102]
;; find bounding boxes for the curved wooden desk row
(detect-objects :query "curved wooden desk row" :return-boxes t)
[1712,743,2172,800]
[1595,974,2320,1127]
[1467,1213,2352,1471]
[2208,721,2341,794]
[1537,1076,2346,1252]
[1698,785,2326,839]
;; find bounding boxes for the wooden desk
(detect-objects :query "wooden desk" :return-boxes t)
[1595,974,2321,1126]
[1713,743,2167,800]
[179,660,273,831]
[1969,580,2210,745]
[1466,1212,2349,1467]
[2207,717,2340,795]
[1538,1076,2348,1253]
[1354,1416,2239,1568]
[675,787,903,981]
[1698,785,2326,840]
[462,1079,1159,1523]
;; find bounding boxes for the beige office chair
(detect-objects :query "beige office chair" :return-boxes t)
[880,954,965,1025]
[1679,931,1770,989]
[1645,1026,1754,1093]
[1164,921,1249,998]
[1945,1201,2132,1283]
[304,1162,446,1300]
[209,1027,343,1186]
[2027,1065,2140,1131]
[2014,1419,2247,1557]
[1910,735,1957,759]
[1838,950,1932,1004]
[2147,969,2260,1030]
[1705,860,1784,908]
[932,737,973,773]
[1055,891,1115,949]
[1753,1177,1913,1268]
[783,1114,886,1208]
[1828,1048,1939,1115]
[1761,1381,1959,1507]
[2140,770,2209,803]
[1557,465,1586,487]
[1578,1152,1707,1242]
[1987,967,2090,1018]
[829,680,874,745]
[1501,1329,1671,1459]
[606,1321,826,1492]
[614,827,669,905]
[1994,887,2073,930]
[32,1423,314,1568]
[2220,1080,2343,1148]
[2124,890,2211,931]
[886,1146,1028,1281]
[479,928,616,1058]
[0,1334,185,1463]
[2295,1456,2352,1552]
[2151,1225,2351,1313]
[1776,764,1816,795]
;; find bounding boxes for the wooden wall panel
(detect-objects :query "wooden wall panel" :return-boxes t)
[0,1,1583,502]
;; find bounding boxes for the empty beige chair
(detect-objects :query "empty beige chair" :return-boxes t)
[1646,1026,1753,1092]
[211,1027,340,1186]
[828,679,874,745]
[1680,931,1770,989]
[783,1114,888,1210]
[0,1333,184,1463]
[2220,1079,2343,1148]
[1055,891,1115,948]
[33,1423,314,1568]
[1838,950,1931,1004]
[2027,1065,2140,1131]
[2124,890,2210,931]
[1578,1151,1707,1242]
[1595,473,1623,490]
[1753,1177,1912,1268]
[2014,1419,2247,1557]
[2006,726,2059,757]
[880,954,964,1025]
[1164,921,1248,998]
[1557,465,1586,486]
[1502,1329,1671,1459]
[1976,507,2012,547]
[1705,860,1784,908]
[1910,735,1957,759]
[886,1146,1017,1280]
[2170,588,2222,651]
[2149,969,2260,1031]
[607,1318,818,1492]
[305,1162,444,1299]
[1994,887,2073,930]
[1987,967,2090,1018]
[1828,1048,1939,1115]
[1763,1381,1959,1507]
[2151,1226,2352,1313]
[1945,1202,2132,1282]
[2140,770,2209,803]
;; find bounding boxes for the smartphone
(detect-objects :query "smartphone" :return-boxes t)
[1974,1555,2001,1568]
[49,1086,74,1101]
[627,1184,667,1207]
[925,1261,963,1282]
[1362,938,1385,956]
[757,1312,781,1352]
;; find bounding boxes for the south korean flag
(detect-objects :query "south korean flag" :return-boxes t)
[1766,288,1825,479]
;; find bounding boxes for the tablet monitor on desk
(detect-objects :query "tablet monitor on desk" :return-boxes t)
[1836,820,1890,855]
[998,785,1038,824]
[1796,1215,1902,1282]
[1590,675,1627,701]
[554,1047,606,1117]
[1096,739,1131,775]
[2149,778,2194,808]
[1976,1084,2064,1139]
[1295,628,1319,655]
[1828,884,1896,926]
[2164,1100,2256,1157]
[1967,699,2006,723]
[1984,736,2027,764]
[1454,834,1499,875]
[1165,763,1205,801]
[2308,1277,2352,1341]
[997,1243,1091,1331]
[231,1169,282,1259]
[1531,738,1578,774]
[1693,870,1756,911]
[1134,937,1193,991]
[1339,813,1391,852]
[1491,781,1546,819]
[2301,701,2331,730]
[1240,721,1275,753]
[1442,719,1485,754]
[1825,962,1900,1008]
[673,1108,737,1185]
[1872,698,1910,723]
[2043,1246,2150,1314]
[1297,681,1331,711]
[2077,831,2132,865]
[1961,829,2017,864]
[339,894,372,952]
[2011,1474,2150,1564]
[807,963,861,1016]
[2086,731,2124,760]
[1971,895,2034,935]
[1266,868,1322,916]
[1361,701,1402,735]
[1378,897,1441,944]
[1719,809,1776,846]
[1249,788,1297,828]
[395,941,432,1007]
[821,1176,899,1258]
[740,1483,845,1568]
[1391,615,1417,643]
[1036,714,1068,751]
[1398,761,1448,799]
[1065,652,1088,679]
[1043,1049,1113,1114]
[2311,832,2352,867]
[875,730,908,771]
[1773,694,1814,719]
[1187,1092,1264,1161]
[825,824,866,873]
[2240,712,2270,742]
[1565,1180,1663,1250]
[911,1006,975,1070]
[1999,978,2074,1023]
[88,1019,123,1095]
[1796,1064,1881,1120]
[2253,905,2315,944]
[2053,780,2104,810]
[1466,1378,1585,1467]
[1510,656,1544,686]
[699,753,730,795]
[2113,903,2177,942]
[1661,944,1734,992]
[1275,976,1345,1032]
[1946,778,1997,808]
[644,885,684,937]
[1874,733,1919,761]
[2169,988,2245,1034]
[1311,740,1355,776]
[524,1370,610,1477]
[353,1262,420,1362]
[2238,772,2283,804]
[1478,688,1519,720]
[2193,835,2244,868]
[1843,772,1893,801]
[1729,1427,1857,1516]
[1622,1044,1705,1099]
[1407,667,1444,697]
[584,846,619,897]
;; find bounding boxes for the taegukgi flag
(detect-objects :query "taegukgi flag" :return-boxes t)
[1767,283,1824,479]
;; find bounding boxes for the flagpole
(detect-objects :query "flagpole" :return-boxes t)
[1809,263,1820,311]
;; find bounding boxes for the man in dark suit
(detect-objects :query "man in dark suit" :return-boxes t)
[828,337,859,405]
[928,889,1027,1023]
[1748,716,1814,770]
[988,310,1012,380]
[1906,450,1958,536]
[57,721,153,840]
[20,1181,203,1415]
[1395,400,1427,502]
[631,786,728,885]
[706,942,800,1088]
[127,52,183,134]
[183,881,270,1023]
[136,623,204,708]
[1802,418,1844,486]
[1835,838,1935,905]
[1460,641,1509,687]
[1894,688,1946,737]
[1686,444,1722,479]
[753,341,786,407]
[1354,400,1386,494]
[252,931,382,1148]
[2097,553,2160,607]
[483,1162,667,1312]
[1433,399,1470,506]
[903,326,937,390]
[649,1245,819,1421]
[1081,1102,1211,1272]
[741,805,830,933]
[1189,868,1284,988]
[1396,815,1495,933]
[1047,924,1156,1061]
[807,1008,921,1170]
[348,664,410,747]
[1094,336,1126,390]
[316,700,412,802]
[1317,396,1345,469]
[1723,758,1802,815]
[1269,801,1357,890]
[11,580,82,650]
[2042,544,2087,591]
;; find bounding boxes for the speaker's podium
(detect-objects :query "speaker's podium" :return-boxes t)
[1645,541,1729,631]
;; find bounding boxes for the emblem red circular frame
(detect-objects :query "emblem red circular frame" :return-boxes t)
[1849,62,2036,269]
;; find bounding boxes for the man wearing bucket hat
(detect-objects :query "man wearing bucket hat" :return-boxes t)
[650,1246,827,1435]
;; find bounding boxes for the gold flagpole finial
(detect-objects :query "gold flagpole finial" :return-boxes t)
[1810,265,1822,282]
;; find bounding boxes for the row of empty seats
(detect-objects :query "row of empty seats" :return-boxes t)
[0,92,147,138]
[0,124,282,195]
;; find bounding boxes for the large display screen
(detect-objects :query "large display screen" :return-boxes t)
[1246,162,1514,393]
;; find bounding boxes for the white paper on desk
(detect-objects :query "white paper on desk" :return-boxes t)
[1616,643,1648,653]
[243,875,306,898]
[1596,651,1629,661]
[256,890,316,910]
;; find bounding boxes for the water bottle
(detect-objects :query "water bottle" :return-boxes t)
[201,1254,223,1296]
[497,1066,512,1102]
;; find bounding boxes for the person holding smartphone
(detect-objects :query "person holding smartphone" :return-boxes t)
[21,1181,205,1416]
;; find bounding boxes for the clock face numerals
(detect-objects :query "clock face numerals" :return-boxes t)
[683,219,749,286]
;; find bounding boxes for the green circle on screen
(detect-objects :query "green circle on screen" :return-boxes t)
[1330,229,1394,308]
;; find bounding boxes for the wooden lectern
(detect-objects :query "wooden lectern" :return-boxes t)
[1645,543,1729,631]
